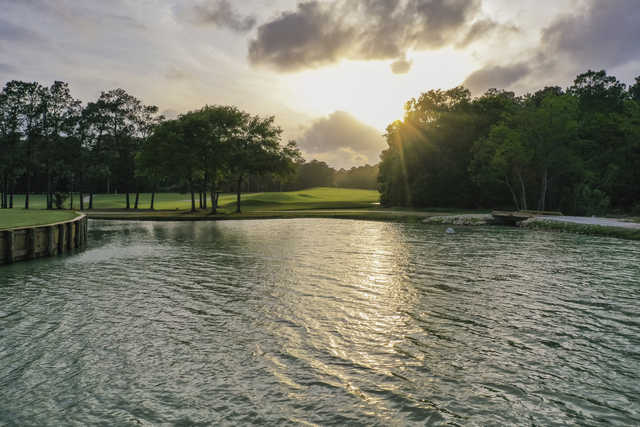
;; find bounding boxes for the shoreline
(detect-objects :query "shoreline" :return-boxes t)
[83,209,640,241]
[1,213,88,264]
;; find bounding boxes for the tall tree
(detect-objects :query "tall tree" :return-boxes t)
[3,81,45,209]
[91,88,158,209]
[0,85,24,208]
[39,81,81,209]
[229,114,300,213]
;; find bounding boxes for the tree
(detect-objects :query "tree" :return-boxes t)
[144,118,201,211]
[229,114,300,213]
[471,124,531,210]
[39,81,81,209]
[294,160,335,189]
[630,76,640,103]
[3,81,46,209]
[91,88,158,209]
[188,106,246,214]
[471,91,580,211]
[0,85,24,208]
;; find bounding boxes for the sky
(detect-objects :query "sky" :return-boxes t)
[1,0,639,169]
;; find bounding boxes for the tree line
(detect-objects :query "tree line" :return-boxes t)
[284,160,378,191]
[378,70,640,215]
[0,80,309,212]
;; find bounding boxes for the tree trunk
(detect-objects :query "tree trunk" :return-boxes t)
[150,190,155,210]
[199,191,203,209]
[517,170,527,211]
[505,175,520,210]
[209,177,217,215]
[189,180,196,212]
[203,191,207,210]
[47,171,52,210]
[1,174,6,208]
[9,190,13,209]
[538,167,548,212]
[210,190,217,214]
[126,192,130,210]
[80,191,84,210]
[134,192,140,210]
[89,192,94,210]
[236,175,243,213]
[69,175,74,210]
[25,173,30,209]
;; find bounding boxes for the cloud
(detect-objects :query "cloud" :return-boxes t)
[176,0,256,33]
[248,0,489,73]
[391,57,413,74]
[456,18,518,48]
[0,17,42,43]
[0,63,17,77]
[312,147,370,170]
[462,62,530,94]
[541,0,640,71]
[462,0,640,95]
[298,111,386,169]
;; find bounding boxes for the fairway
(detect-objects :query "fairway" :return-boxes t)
[220,187,380,211]
[0,209,80,230]
[6,188,380,213]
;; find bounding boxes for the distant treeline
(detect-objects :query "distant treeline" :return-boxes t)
[284,160,378,191]
[0,80,312,212]
[379,70,640,215]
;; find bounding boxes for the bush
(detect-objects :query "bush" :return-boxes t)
[576,185,610,216]
[54,192,69,209]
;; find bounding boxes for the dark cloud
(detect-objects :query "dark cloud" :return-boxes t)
[0,63,17,73]
[541,0,640,70]
[463,0,640,95]
[178,0,256,33]
[0,17,42,42]
[462,62,529,94]
[456,18,518,48]
[248,0,487,73]
[391,57,413,74]
[298,111,386,168]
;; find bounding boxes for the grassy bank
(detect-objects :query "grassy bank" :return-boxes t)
[7,188,637,241]
[0,209,80,230]
[8,187,380,211]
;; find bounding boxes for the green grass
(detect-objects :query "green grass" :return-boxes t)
[220,187,380,211]
[0,209,80,230]
[9,187,380,212]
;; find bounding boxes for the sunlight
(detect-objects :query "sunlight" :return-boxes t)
[283,48,475,130]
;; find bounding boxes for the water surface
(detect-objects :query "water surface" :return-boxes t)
[1,219,639,425]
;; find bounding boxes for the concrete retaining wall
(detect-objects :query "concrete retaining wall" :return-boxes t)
[0,214,88,265]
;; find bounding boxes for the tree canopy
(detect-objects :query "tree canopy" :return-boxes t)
[378,70,640,215]
[0,81,302,212]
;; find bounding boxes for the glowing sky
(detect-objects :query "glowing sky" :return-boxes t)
[1,0,639,168]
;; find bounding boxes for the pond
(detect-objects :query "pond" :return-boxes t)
[1,219,639,425]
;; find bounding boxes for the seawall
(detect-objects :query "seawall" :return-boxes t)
[0,214,88,265]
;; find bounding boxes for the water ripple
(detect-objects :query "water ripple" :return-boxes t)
[1,219,639,425]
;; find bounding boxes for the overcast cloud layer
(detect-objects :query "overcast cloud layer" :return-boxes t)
[248,0,510,74]
[1,0,640,168]
[463,0,640,94]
